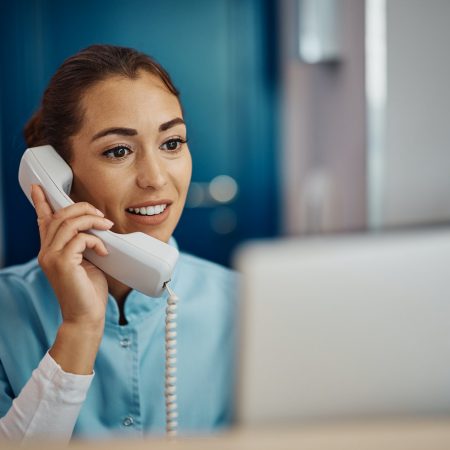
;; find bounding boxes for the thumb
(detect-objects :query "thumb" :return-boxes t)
[31,184,53,240]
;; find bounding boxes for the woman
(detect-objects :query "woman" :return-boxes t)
[0,45,237,442]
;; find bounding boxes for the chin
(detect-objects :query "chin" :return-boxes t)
[141,228,171,243]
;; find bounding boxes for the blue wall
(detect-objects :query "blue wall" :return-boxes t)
[0,0,279,267]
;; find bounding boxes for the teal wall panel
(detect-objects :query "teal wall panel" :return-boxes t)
[0,0,279,267]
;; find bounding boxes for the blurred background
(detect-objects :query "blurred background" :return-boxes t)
[0,0,449,268]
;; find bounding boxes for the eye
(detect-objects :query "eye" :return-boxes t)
[102,145,132,159]
[160,138,187,153]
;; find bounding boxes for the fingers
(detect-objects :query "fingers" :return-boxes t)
[43,202,107,248]
[31,185,112,264]
[49,215,113,252]
[63,233,109,259]
[40,233,108,274]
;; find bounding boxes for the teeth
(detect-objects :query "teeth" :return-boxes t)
[127,204,167,216]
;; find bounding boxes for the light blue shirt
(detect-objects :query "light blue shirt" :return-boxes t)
[0,240,238,438]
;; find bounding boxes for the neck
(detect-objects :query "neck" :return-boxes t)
[106,275,132,324]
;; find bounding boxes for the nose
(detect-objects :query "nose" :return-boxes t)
[135,150,168,190]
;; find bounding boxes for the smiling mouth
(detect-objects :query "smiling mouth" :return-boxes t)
[126,204,168,216]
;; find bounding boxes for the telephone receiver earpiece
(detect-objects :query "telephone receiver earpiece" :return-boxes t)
[18,145,178,297]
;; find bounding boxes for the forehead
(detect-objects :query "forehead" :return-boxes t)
[79,72,182,133]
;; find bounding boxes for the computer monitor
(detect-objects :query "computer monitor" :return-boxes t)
[233,229,450,425]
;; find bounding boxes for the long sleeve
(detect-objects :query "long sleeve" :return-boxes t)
[0,352,94,444]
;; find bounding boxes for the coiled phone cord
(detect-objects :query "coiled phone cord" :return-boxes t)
[163,282,179,437]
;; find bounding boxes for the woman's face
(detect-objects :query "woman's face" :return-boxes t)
[69,71,192,243]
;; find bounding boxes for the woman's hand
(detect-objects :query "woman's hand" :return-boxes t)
[31,184,113,373]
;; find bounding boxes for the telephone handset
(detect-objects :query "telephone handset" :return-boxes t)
[18,145,179,297]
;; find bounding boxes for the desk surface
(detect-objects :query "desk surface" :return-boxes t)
[3,419,450,449]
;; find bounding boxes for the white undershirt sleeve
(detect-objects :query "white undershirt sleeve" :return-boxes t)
[0,352,94,444]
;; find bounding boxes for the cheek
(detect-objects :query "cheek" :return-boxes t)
[171,152,192,198]
[94,171,135,210]
[72,165,125,209]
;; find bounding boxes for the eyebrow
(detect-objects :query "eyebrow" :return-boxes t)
[159,117,185,132]
[90,118,186,142]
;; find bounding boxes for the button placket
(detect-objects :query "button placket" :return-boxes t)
[117,328,140,431]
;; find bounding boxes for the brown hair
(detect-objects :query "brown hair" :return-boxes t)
[24,44,180,161]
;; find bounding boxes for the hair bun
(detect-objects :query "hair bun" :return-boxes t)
[23,109,45,147]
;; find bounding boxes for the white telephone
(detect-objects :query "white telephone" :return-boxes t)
[18,145,179,297]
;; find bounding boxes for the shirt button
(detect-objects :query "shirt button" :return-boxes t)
[120,337,131,348]
[122,416,134,427]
